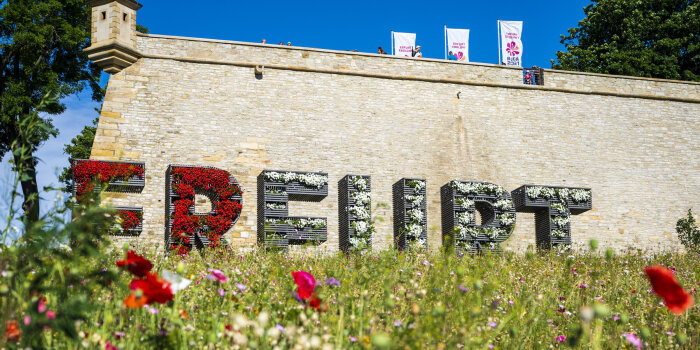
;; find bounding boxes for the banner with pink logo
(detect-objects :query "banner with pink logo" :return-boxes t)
[446,28,469,62]
[499,20,523,67]
[392,32,416,57]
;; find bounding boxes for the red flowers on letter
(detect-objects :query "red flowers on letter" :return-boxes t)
[644,265,694,315]
[116,250,153,278]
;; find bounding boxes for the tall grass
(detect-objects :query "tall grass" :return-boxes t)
[4,237,696,349]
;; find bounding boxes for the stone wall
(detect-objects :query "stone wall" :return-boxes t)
[91,33,700,252]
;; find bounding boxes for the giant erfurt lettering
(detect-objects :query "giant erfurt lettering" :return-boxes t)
[84,1,699,252]
[73,161,593,254]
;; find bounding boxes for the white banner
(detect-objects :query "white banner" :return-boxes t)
[499,21,523,67]
[393,32,416,57]
[446,28,469,62]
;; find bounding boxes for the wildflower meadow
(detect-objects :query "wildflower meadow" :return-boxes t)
[1,201,698,350]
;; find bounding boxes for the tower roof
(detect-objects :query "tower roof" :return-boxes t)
[88,0,142,10]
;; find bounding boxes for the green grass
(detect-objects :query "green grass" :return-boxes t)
[4,244,697,349]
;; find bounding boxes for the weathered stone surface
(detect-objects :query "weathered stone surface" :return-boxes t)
[92,34,700,252]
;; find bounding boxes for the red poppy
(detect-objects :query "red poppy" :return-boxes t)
[645,265,694,315]
[309,294,321,310]
[130,273,174,304]
[5,320,20,342]
[116,250,153,278]
[292,271,316,300]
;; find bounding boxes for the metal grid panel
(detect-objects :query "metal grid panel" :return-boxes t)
[512,185,590,249]
[112,206,143,236]
[257,170,328,249]
[441,181,516,254]
[512,185,592,213]
[393,178,427,251]
[338,175,371,253]
[72,159,145,197]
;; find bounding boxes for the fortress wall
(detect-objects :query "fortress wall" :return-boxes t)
[91,34,700,252]
[545,69,700,100]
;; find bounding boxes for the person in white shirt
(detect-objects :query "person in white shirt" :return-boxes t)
[412,45,422,57]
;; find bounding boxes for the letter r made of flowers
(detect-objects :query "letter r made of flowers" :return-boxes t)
[167,166,243,254]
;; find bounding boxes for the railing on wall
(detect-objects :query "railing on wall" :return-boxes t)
[523,67,544,86]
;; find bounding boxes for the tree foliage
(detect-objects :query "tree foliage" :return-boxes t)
[552,0,699,81]
[0,0,103,221]
[677,209,700,252]
[136,24,149,34]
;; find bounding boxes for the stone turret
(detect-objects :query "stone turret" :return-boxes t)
[84,0,142,74]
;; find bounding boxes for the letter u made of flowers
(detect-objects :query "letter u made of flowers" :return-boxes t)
[441,181,516,253]
[166,165,243,255]
[71,159,145,235]
[511,185,592,249]
[339,175,373,253]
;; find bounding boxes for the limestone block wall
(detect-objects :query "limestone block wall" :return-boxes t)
[91,33,700,252]
[545,69,700,100]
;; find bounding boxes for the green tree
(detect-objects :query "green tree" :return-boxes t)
[552,0,699,81]
[0,0,103,222]
[677,209,700,252]
[136,24,150,34]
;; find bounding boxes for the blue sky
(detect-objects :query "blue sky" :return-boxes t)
[0,0,591,223]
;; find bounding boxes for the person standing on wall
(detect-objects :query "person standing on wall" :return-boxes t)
[412,45,422,57]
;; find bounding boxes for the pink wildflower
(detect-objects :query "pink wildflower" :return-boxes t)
[207,269,229,283]
[623,333,642,350]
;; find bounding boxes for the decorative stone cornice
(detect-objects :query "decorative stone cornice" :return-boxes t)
[84,40,141,74]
